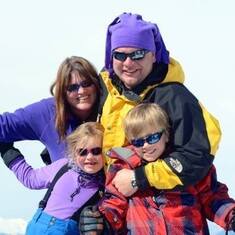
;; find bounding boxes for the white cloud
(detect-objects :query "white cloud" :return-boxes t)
[0,218,27,235]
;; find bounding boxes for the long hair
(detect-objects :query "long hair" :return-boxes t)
[50,56,99,140]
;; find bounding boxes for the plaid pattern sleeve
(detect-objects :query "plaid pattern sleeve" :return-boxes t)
[196,165,235,229]
[98,160,130,232]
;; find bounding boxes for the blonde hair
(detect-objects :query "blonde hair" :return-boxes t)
[66,122,104,162]
[50,56,99,140]
[123,103,170,141]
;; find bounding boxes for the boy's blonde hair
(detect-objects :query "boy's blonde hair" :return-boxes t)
[123,103,170,141]
[66,122,104,161]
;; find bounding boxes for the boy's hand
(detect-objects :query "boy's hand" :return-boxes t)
[79,205,104,235]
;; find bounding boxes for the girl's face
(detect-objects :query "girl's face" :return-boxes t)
[131,127,168,162]
[75,137,104,174]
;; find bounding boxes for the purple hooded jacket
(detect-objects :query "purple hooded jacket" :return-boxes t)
[0,97,81,162]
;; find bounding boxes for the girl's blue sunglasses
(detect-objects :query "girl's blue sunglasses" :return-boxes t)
[131,131,164,148]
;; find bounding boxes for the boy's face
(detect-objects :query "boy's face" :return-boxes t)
[131,128,168,162]
[75,137,104,174]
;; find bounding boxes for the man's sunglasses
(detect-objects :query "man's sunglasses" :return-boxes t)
[67,80,93,93]
[112,49,149,62]
[131,131,164,148]
[77,147,102,157]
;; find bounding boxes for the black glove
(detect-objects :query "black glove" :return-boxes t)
[40,148,52,165]
[79,205,104,235]
[0,142,14,156]
[230,208,235,232]
[0,142,22,167]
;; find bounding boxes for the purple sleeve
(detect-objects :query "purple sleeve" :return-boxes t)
[0,97,55,141]
[9,157,68,189]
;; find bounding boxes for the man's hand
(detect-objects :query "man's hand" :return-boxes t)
[79,205,104,235]
[112,169,138,197]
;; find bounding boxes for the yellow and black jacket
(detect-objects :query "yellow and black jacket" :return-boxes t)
[99,58,221,189]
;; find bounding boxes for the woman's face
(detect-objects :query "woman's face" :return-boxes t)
[66,72,97,120]
[75,137,104,174]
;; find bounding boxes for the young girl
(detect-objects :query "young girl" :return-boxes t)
[80,103,235,235]
[0,122,105,235]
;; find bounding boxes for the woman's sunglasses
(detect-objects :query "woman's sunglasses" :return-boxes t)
[67,80,93,93]
[131,131,164,148]
[112,49,149,62]
[77,147,102,157]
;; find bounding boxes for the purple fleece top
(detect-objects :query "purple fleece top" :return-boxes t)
[10,157,104,219]
[0,97,80,162]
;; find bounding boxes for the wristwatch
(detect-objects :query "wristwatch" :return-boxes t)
[131,175,137,188]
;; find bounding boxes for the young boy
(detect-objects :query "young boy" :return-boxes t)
[80,103,235,235]
[0,122,105,235]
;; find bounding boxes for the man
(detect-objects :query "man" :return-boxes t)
[98,12,221,196]
[79,12,224,234]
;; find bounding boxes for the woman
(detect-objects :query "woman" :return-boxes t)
[0,56,100,162]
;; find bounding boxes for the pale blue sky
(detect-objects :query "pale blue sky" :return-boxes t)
[0,0,235,234]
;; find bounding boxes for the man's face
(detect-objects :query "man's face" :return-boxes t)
[112,47,155,89]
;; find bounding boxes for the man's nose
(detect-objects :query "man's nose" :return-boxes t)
[123,56,134,65]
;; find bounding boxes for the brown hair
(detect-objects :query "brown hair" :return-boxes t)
[123,103,170,141]
[50,56,99,140]
[66,122,104,162]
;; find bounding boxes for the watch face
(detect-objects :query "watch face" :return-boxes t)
[131,179,137,188]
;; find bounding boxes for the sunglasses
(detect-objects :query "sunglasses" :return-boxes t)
[77,147,102,157]
[131,131,164,148]
[112,49,149,62]
[67,80,93,93]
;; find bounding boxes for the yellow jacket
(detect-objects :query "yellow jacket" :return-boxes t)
[99,58,221,189]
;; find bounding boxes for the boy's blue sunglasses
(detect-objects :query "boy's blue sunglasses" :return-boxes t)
[112,49,149,62]
[131,131,164,148]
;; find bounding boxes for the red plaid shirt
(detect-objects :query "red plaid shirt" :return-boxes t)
[99,147,235,235]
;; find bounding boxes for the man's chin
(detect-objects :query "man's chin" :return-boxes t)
[124,80,139,89]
